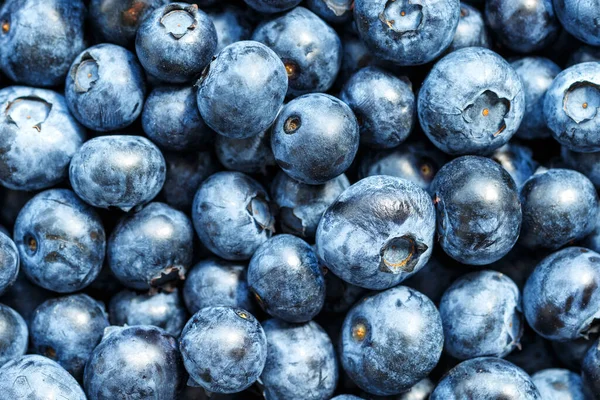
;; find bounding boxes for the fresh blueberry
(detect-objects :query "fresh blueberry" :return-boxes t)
[491,143,539,187]
[552,335,598,370]
[418,47,525,155]
[14,189,105,293]
[322,270,368,314]
[0,233,18,296]
[0,304,27,367]
[243,0,301,13]
[215,129,276,175]
[306,0,354,23]
[337,33,374,87]
[197,41,287,139]
[207,6,253,52]
[0,86,85,191]
[0,273,54,323]
[554,0,600,46]
[582,338,600,398]
[568,45,600,66]
[532,368,586,400]
[403,256,464,304]
[69,135,166,212]
[562,146,600,188]
[447,3,490,52]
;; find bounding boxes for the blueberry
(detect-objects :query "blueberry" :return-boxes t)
[337,33,374,86]
[447,3,490,52]
[0,86,85,191]
[431,156,522,265]
[192,171,275,260]
[582,338,600,398]
[253,7,342,97]
[488,244,545,290]
[341,286,443,395]
[261,319,338,400]
[568,45,600,66]
[0,0,86,87]
[0,273,54,323]
[532,368,586,399]
[306,0,354,23]
[180,306,267,394]
[197,41,287,139]
[215,128,276,175]
[30,294,108,380]
[418,47,525,155]
[430,357,541,399]
[0,304,27,367]
[14,189,105,293]
[331,396,363,400]
[69,135,166,212]
[393,378,435,400]
[207,6,253,52]
[322,270,368,313]
[84,325,185,399]
[562,146,600,188]
[403,256,464,304]
[317,175,435,290]
[0,233,18,296]
[554,0,600,46]
[271,93,359,184]
[504,327,560,374]
[491,143,539,187]
[552,335,598,370]
[243,0,301,13]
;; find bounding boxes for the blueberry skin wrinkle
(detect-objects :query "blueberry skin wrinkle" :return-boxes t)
[179,306,267,394]
[582,339,600,398]
[447,3,490,52]
[0,233,18,296]
[252,7,342,97]
[271,93,360,185]
[532,368,586,400]
[430,357,541,399]
[418,47,525,155]
[354,0,460,65]
[553,0,600,46]
[316,175,436,290]
[0,0,86,87]
[0,355,86,400]
[0,86,86,191]
[65,44,146,132]
[215,129,276,175]
[261,319,338,400]
[197,41,287,139]
[243,0,302,14]
[340,286,443,396]
[30,294,109,381]
[14,189,106,293]
[207,6,253,52]
[491,143,539,188]
[192,171,275,261]
[0,304,27,367]
[69,135,166,212]
[84,325,186,400]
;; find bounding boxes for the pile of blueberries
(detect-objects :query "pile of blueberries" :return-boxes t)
[2,0,600,398]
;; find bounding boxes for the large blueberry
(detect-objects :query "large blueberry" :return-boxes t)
[0,87,85,191]
[243,0,301,13]
[208,6,253,52]
[491,143,539,187]
[14,189,105,293]
[447,3,490,52]
[582,339,600,398]
[563,146,600,187]
[0,233,18,296]
[532,368,586,400]
[69,135,166,212]
[0,304,27,367]
[554,0,600,46]
[306,0,353,23]
[215,129,276,175]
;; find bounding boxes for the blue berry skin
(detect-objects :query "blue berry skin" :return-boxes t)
[447,3,490,52]
[243,0,301,13]
[180,306,267,394]
[491,143,539,188]
[0,0,86,87]
[197,41,287,139]
[65,44,146,132]
[84,325,185,400]
[0,233,18,296]
[69,135,166,212]
[136,3,217,83]
[582,339,600,398]
[306,0,353,23]
[30,294,109,381]
[142,86,215,152]
[341,286,443,396]
[271,93,359,185]
[14,189,105,293]
[544,62,600,152]
[418,47,525,155]
[109,289,188,337]
[208,6,253,53]
[340,67,415,149]
[519,169,598,249]
[108,202,194,290]
[511,57,561,140]
[270,171,349,239]
[431,156,522,265]
[523,247,600,341]
[440,271,523,360]
[0,304,27,367]
[568,45,600,67]
[215,129,276,175]
[192,171,275,261]
[532,369,586,400]
[253,7,342,97]
[317,175,435,290]
[562,146,600,188]
[0,355,86,399]
[261,319,338,400]
[248,234,326,322]
[354,0,460,65]
[554,0,600,46]
[430,357,541,399]
[183,259,255,315]
[0,87,85,191]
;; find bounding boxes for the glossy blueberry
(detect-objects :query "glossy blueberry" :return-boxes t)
[552,335,598,370]
[532,369,586,400]
[261,319,338,400]
[568,45,600,66]
[307,0,353,23]
[317,175,435,290]
[0,273,54,323]
[180,306,266,393]
[194,172,275,261]
[491,143,539,187]
[554,0,600,46]
[0,304,27,367]
[14,189,105,293]
[582,339,600,398]
[208,6,253,52]
[243,0,301,13]
[0,233,18,296]
[215,129,276,175]
[0,87,85,191]
[197,41,287,139]
[355,0,459,65]
[519,169,598,249]
[431,156,522,265]
[341,286,443,395]
[30,294,108,380]
[511,57,562,140]
[419,47,525,155]
[430,357,541,399]
[253,7,342,97]
[562,146,600,187]
[447,3,490,52]
[84,325,185,399]
[69,135,166,212]
[109,289,187,337]
[0,0,86,87]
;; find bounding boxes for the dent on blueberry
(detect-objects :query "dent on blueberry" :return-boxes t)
[323,0,354,16]
[73,53,99,93]
[1,19,9,34]
[284,115,301,134]
[563,81,600,124]
[5,96,52,132]
[379,0,423,34]
[462,90,510,137]
[121,2,148,27]
[351,319,368,342]
[25,234,38,255]
[247,195,275,234]
[160,4,198,40]
[379,235,427,274]
[283,59,300,80]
